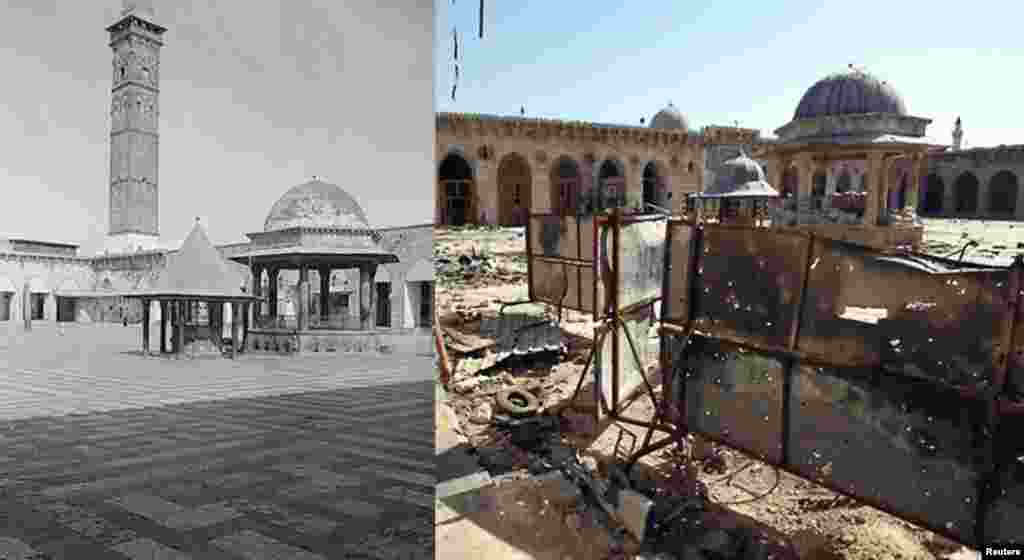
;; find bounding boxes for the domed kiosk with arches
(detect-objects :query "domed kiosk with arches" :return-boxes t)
[229,178,399,354]
[756,67,943,251]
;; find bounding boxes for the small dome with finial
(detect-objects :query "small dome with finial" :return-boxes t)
[703,149,778,198]
[650,102,688,130]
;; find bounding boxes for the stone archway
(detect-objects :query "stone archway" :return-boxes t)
[497,153,531,226]
[598,159,625,211]
[438,153,474,226]
[550,156,581,216]
[988,170,1018,216]
[921,174,944,215]
[642,162,661,211]
[954,172,979,214]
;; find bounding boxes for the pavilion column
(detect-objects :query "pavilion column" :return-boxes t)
[359,263,377,330]
[863,152,884,226]
[297,266,309,331]
[319,267,331,322]
[766,156,784,194]
[907,154,924,215]
[159,301,167,353]
[267,267,279,318]
[141,298,150,355]
[820,162,835,210]
[231,302,240,359]
[175,300,185,356]
[210,302,222,344]
[241,302,249,352]
[251,264,263,319]
[795,154,814,224]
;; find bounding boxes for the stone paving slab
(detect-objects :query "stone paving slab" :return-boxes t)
[0,326,436,559]
[212,530,326,560]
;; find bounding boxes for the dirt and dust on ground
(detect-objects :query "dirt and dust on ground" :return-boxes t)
[433,223,998,560]
[919,217,1024,266]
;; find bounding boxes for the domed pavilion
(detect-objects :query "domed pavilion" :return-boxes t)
[755,67,941,251]
[229,178,398,352]
[689,149,779,226]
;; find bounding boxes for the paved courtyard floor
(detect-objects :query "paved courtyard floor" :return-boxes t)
[0,324,435,559]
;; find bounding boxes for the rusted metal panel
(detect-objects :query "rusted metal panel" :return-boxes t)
[579,265,596,314]
[530,259,590,312]
[680,337,786,464]
[984,414,1024,543]
[595,304,660,419]
[595,216,667,318]
[1007,262,1024,400]
[527,213,595,312]
[661,221,695,325]
[479,313,565,360]
[798,239,1013,390]
[691,226,809,351]
[655,221,1024,547]
[618,218,666,311]
[788,363,986,543]
[530,259,569,306]
[579,216,595,265]
[530,215,579,261]
[564,263,582,311]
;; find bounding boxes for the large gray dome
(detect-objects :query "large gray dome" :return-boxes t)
[264,179,370,232]
[794,70,907,120]
[650,103,688,130]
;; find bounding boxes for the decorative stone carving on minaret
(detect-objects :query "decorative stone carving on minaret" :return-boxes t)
[106,0,166,241]
[952,116,963,152]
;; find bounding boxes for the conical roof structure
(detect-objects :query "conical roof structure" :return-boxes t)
[136,220,254,300]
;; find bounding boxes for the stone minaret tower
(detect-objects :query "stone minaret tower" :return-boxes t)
[104,1,165,254]
[952,116,963,152]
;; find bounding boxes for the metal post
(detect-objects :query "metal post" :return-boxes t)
[611,210,622,414]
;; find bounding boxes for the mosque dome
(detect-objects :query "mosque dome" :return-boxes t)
[650,102,689,130]
[705,150,778,197]
[264,178,370,232]
[794,69,907,120]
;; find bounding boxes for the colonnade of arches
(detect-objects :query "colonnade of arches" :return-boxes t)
[919,170,1020,217]
[775,163,1021,219]
[437,151,667,226]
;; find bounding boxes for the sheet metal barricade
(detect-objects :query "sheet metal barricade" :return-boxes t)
[592,214,668,420]
[659,219,1024,547]
[526,214,597,314]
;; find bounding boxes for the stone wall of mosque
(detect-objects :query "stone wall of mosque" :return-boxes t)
[436,113,718,225]
[0,253,94,326]
[0,250,169,328]
[377,224,434,333]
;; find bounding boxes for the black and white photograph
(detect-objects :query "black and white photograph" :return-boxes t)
[0,1,435,558]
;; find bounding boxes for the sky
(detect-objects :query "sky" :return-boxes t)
[435,0,1024,149]
[0,0,434,254]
